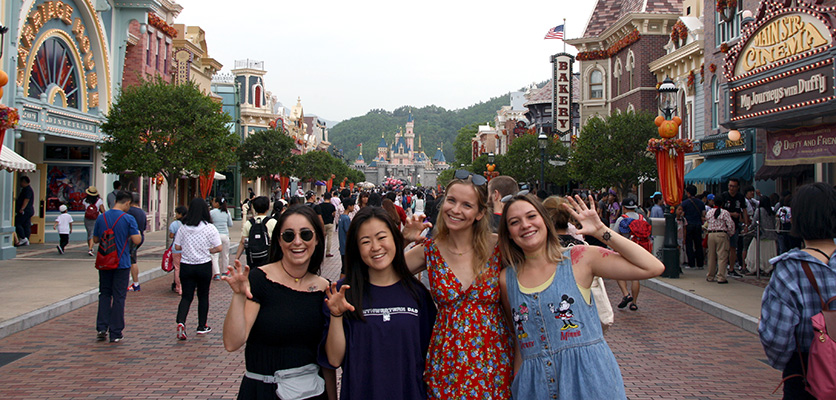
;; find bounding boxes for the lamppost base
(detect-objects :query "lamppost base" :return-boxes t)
[661,247,680,278]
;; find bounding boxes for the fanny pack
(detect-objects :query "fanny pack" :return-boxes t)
[244,363,325,400]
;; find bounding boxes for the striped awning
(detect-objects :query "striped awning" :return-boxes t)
[0,145,36,173]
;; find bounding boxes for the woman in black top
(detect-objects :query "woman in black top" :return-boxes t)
[222,206,336,400]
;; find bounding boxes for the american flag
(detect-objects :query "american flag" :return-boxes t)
[544,24,564,40]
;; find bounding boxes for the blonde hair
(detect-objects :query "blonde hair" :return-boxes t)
[433,179,493,277]
[498,194,565,271]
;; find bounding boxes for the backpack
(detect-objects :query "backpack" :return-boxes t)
[246,216,272,267]
[620,214,652,253]
[85,202,99,220]
[95,212,129,270]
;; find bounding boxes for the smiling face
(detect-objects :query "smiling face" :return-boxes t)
[357,217,396,275]
[505,200,548,254]
[441,183,485,232]
[278,214,318,268]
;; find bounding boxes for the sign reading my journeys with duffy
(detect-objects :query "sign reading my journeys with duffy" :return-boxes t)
[766,124,836,165]
[551,53,574,137]
[730,60,835,122]
[733,12,832,77]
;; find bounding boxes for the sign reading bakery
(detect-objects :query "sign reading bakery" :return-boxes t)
[766,124,836,165]
[551,53,574,137]
[16,0,109,113]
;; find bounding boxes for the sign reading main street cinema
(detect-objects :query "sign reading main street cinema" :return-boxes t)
[551,53,574,136]
[733,13,832,77]
[730,60,835,121]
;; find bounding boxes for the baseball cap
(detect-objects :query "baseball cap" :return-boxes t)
[650,191,662,198]
[707,194,715,200]
[59,205,68,212]
[623,198,638,208]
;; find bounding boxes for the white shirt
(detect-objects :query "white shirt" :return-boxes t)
[174,222,221,265]
[55,213,73,234]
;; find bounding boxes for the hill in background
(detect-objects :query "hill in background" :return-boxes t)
[329,94,511,165]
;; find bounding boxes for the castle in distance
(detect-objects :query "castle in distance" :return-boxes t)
[353,112,449,188]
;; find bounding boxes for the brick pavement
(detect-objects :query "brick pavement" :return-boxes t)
[0,238,782,399]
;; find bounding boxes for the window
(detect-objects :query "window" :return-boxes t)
[716,9,742,46]
[163,43,169,74]
[254,85,262,107]
[711,77,719,129]
[46,165,93,212]
[590,70,603,99]
[28,37,80,109]
[155,37,161,71]
[45,145,93,161]
[146,32,152,65]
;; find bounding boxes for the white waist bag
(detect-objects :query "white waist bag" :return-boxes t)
[245,363,325,400]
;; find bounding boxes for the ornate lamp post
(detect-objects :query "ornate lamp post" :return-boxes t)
[650,77,692,278]
[538,132,548,192]
[484,152,498,182]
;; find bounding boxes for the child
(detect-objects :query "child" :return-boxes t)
[53,205,73,254]
[169,206,187,294]
[338,197,355,279]
[321,206,437,400]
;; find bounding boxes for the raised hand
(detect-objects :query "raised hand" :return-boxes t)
[402,214,432,243]
[325,282,355,316]
[563,195,606,237]
[221,260,253,299]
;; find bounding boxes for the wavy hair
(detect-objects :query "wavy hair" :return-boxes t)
[498,194,565,271]
[268,205,325,276]
[432,178,492,277]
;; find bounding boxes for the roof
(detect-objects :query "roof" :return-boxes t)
[434,148,446,163]
[524,79,553,106]
[582,0,681,38]
[369,160,377,167]
[407,111,414,123]
[356,152,364,162]
[379,137,388,148]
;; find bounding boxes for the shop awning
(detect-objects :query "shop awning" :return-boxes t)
[213,171,226,181]
[684,154,753,184]
[0,145,36,173]
[754,164,811,181]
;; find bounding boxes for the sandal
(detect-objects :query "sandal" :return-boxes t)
[629,303,638,311]
[617,295,633,309]
[706,277,715,282]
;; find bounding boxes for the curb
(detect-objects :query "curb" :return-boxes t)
[643,278,759,334]
[0,267,169,340]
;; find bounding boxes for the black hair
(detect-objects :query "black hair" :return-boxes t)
[252,196,270,214]
[728,177,740,185]
[343,198,355,207]
[131,191,140,205]
[758,195,774,216]
[85,194,99,204]
[115,190,132,204]
[213,197,228,213]
[324,192,332,200]
[368,193,383,207]
[791,183,836,240]
[183,197,212,226]
[743,185,755,195]
[268,205,325,275]
[343,207,423,321]
[290,196,304,206]
[385,191,396,202]
[686,184,697,197]
[113,180,121,190]
[341,188,351,199]
[175,205,188,220]
[19,176,30,184]
[271,200,285,219]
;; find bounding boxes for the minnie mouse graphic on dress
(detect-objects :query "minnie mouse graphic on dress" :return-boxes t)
[513,303,530,339]
[549,295,579,331]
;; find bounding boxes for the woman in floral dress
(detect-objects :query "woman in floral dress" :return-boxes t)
[405,171,513,399]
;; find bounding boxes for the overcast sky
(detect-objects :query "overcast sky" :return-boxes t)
[175,0,597,122]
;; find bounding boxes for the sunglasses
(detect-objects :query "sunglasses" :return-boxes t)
[501,190,530,203]
[281,229,315,243]
[454,169,487,186]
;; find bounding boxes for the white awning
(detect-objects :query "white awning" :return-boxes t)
[214,171,226,181]
[0,145,36,173]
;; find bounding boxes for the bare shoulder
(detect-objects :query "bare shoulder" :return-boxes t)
[488,233,498,248]
[312,276,330,291]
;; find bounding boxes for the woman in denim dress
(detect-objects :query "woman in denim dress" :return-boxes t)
[498,194,664,399]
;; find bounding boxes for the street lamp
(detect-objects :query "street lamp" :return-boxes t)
[657,76,680,278]
[538,131,548,192]
[484,152,498,182]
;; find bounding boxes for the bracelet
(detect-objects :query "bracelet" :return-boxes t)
[330,311,343,318]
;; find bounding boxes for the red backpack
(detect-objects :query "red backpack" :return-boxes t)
[622,214,652,253]
[95,212,129,271]
[85,202,100,220]
[791,261,836,398]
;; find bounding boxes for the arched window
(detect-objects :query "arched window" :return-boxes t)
[253,85,262,108]
[590,70,603,99]
[711,77,719,129]
[28,37,80,109]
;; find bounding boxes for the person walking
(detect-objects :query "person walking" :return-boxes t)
[614,198,649,310]
[126,193,146,292]
[106,181,121,209]
[682,185,706,270]
[210,197,233,280]
[759,182,836,399]
[94,191,141,342]
[715,178,749,277]
[169,205,187,294]
[173,198,223,340]
[315,192,337,257]
[82,186,105,256]
[15,176,35,246]
[744,195,778,275]
[705,204,736,284]
[53,205,73,254]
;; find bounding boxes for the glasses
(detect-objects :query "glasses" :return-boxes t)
[454,169,487,186]
[501,190,530,203]
[281,229,314,243]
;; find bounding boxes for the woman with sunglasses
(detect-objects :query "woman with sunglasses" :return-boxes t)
[403,169,513,399]
[222,206,336,400]
[498,194,664,399]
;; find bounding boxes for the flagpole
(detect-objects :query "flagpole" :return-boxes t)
[563,18,566,53]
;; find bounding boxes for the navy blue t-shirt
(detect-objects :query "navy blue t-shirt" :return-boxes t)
[93,210,139,269]
[127,206,147,244]
[320,279,437,400]
[681,197,705,227]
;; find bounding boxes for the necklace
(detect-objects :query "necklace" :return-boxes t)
[449,247,473,256]
[281,262,307,283]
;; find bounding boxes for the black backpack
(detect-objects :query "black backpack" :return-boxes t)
[246,216,271,267]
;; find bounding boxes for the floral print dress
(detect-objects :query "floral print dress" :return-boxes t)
[423,240,512,400]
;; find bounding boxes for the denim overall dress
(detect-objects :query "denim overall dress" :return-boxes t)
[506,252,627,399]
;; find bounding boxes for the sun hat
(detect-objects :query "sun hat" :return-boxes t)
[85,186,99,196]
[59,205,68,212]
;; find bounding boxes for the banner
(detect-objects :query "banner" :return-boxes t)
[766,124,836,165]
[199,169,215,199]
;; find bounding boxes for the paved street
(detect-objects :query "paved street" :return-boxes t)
[0,234,782,400]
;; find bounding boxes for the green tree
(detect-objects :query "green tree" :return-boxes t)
[100,78,236,244]
[453,123,480,166]
[497,134,570,187]
[569,111,658,197]
[436,168,456,187]
[238,128,297,180]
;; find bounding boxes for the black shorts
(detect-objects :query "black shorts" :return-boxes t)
[130,243,141,264]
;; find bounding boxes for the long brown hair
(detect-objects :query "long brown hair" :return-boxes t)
[432,179,492,277]
[498,194,565,271]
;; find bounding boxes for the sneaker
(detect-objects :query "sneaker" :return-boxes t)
[196,326,212,335]
[728,270,743,278]
[110,337,123,343]
[213,274,221,281]
[177,323,187,340]
[96,331,107,341]
[128,283,140,292]
[57,245,64,255]
[171,282,177,292]
[18,238,29,246]
[88,249,94,256]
